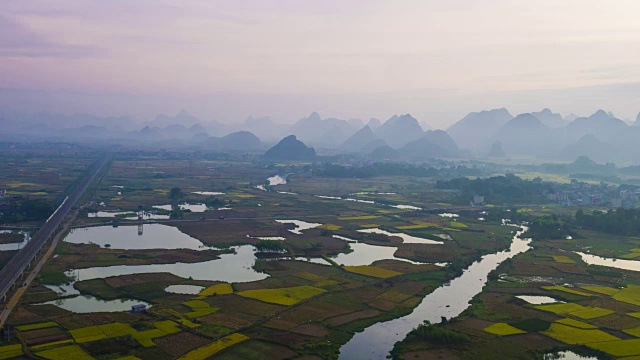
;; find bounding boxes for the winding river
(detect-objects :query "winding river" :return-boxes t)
[339,226,530,360]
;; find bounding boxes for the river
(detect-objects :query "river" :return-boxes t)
[339,226,530,359]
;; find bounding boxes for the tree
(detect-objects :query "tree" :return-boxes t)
[169,187,184,202]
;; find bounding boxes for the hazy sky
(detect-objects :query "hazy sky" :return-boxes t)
[2,0,640,127]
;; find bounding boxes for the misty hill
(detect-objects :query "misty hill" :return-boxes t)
[488,141,506,157]
[152,109,200,127]
[264,135,316,161]
[375,114,424,148]
[201,131,262,151]
[531,108,567,128]
[560,134,617,163]
[562,109,628,142]
[367,118,382,129]
[288,112,358,147]
[238,116,288,141]
[368,145,399,160]
[490,113,556,156]
[397,130,462,159]
[634,112,640,126]
[447,108,513,150]
[340,125,380,152]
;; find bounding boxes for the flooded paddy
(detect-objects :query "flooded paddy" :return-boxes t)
[192,191,224,196]
[42,296,149,313]
[64,224,212,250]
[275,219,321,234]
[357,228,443,245]
[329,235,424,266]
[0,231,30,251]
[66,245,268,284]
[153,203,208,212]
[516,295,562,304]
[164,284,204,295]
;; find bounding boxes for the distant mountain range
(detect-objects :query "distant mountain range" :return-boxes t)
[3,107,640,165]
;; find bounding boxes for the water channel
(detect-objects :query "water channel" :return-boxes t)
[339,226,530,359]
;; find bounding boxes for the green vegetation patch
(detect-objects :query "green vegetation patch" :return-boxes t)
[36,345,93,360]
[541,286,595,297]
[569,307,615,319]
[542,323,619,344]
[70,323,137,343]
[30,340,75,351]
[628,312,640,319]
[16,321,58,331]
[198,283,233,297]
[556,318,598,329]
[183,300,218,318]
[338,215,381,221]
[552,255,576,264]
[588,339,640,357]
[177,333,249,360]
[237,286,325,306]
[449,221,468,229]
[534,303,589,315]
[39,271,74,286]
[612,285,640,306]
[580,285,620,296]
[509,318,551,332]
[484,323,526,336]
[0,344,23,360]
[623,326,640,337]
[343,265,402,279]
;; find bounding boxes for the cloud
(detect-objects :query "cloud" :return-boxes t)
[0,15,98,58]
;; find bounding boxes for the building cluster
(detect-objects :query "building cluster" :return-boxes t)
[543,181,638,208]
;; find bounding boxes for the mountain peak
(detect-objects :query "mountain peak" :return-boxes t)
[308,112,321,122]
[590,109,609,119]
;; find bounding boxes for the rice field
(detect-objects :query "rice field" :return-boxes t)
[588,339,640,357]
[183,300,218,318]
[569,307,614,319]
[177,333,249,360]
[15,321,58,331]
[552,255,576,264]
[70,322,137,343]
[555,318,597,329]
[36,345,93,360]
[534,303,589,315]
[237,286,326,306]
[623,326,640,337]
[484,323,526,336]
[612,285,640,306]
[319,224,342,230]
[343,265,403,279]
[0,344,22,360]
[580,285,620,296]
[542,323,619,344]
[338,215,381,221]
[541,286,595,297]
[198,283,233,297]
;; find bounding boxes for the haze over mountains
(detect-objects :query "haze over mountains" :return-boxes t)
[3,107,640,164]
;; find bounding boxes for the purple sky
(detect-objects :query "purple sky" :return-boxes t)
[2,1,640,127]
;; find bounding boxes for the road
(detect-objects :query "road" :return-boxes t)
[0,156,109,307]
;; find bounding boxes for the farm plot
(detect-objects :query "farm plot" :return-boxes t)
[237,286,326,306]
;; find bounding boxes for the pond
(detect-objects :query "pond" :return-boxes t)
[65,245,268,284]
[439,213,459,218]
[576,252,640,272]
[88,211,134,218]
[0,231,30,252]
[153,203,208,212]
[275,219,321,235]
[516,295,562,304]
[329,235,424,266]
[339,226,529,359]
[390,205,422,210]
[164,284,204,295]
[543,351,600,360]
[267,175,287,186]
[192,191,225,196]
[356,228,443,245]
[42,296,149,313]
[64,224,212,250]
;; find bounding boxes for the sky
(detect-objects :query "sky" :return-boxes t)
[1,0,640,128]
